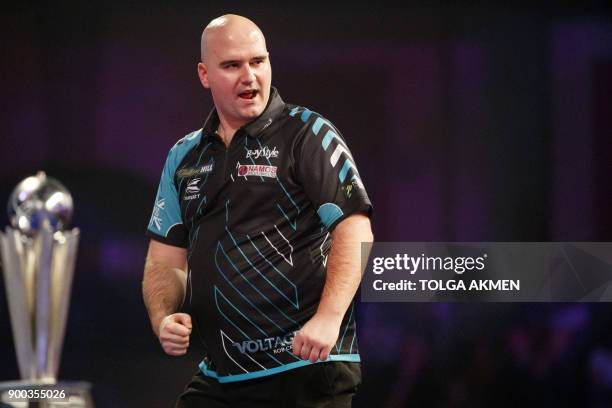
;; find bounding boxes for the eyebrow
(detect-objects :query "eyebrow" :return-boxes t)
[218,55,268,67]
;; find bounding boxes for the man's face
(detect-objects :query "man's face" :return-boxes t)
[198,28,272,129]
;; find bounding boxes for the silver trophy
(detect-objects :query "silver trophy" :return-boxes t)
[0,172,93,407]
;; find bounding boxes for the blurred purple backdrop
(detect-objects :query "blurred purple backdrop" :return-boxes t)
[1,3,612,407]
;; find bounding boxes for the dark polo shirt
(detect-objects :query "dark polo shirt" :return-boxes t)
[147,87,372,383]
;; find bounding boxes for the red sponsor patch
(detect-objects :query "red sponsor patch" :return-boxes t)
[237,164,277,178]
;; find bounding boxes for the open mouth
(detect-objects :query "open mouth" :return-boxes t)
[238,90,258,100]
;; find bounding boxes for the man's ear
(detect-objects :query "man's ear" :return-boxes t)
[197,62,210,89]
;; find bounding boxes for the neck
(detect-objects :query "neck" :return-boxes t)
[216,114,246,147]
[217,122,237,147]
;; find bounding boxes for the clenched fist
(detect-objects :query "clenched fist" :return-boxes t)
[292,312,341,363]
[158,313,192,356]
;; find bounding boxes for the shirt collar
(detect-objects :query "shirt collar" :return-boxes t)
[201,87,285,143]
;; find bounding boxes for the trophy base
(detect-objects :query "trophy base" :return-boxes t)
[0,381,94,408]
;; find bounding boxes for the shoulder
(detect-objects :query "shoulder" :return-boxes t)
[284,105,347,158]
[163,129,203,168]
[169,129,203,156]
[284,105,341,141]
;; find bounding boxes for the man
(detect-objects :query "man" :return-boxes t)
[143,14,373,408]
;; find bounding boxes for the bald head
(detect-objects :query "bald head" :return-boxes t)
[196,14,272,131]
[200,14,266,64]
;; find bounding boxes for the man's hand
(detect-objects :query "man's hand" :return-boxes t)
[158,313,192,356]
[292,312,342,363]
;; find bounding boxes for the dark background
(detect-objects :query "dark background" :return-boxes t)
[1,3,612,407]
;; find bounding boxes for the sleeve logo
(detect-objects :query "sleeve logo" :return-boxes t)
[150,198,166,231]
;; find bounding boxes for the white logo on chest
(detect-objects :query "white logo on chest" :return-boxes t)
[184,178,201,200]
[246,146,279,160]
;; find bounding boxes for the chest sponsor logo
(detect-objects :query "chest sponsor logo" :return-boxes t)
[177,158,215,178]
[246,146,279,160]
[183,178,201,200]
[237,164,277,178]
[232,332,297,355]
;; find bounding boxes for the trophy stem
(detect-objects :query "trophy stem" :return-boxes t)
[35,223,55,382]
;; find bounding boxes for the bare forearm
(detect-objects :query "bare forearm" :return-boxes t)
[291,214,373,361]
[317,214,373,321]
[142,258,187,336]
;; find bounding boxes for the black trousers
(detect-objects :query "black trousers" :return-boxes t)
[175,362,361,408]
